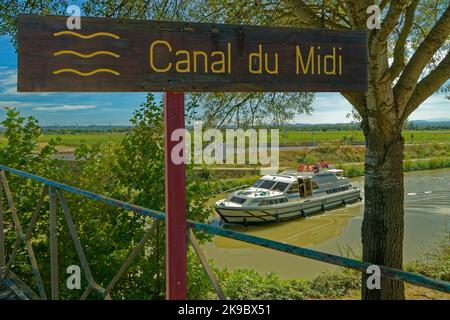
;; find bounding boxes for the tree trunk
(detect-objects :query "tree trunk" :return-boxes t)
[361,119,405,299]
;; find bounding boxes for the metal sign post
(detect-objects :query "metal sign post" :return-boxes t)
[164,92,187,299]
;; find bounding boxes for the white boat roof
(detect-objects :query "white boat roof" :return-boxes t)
[260,175,297,183]
[325,169,344,173]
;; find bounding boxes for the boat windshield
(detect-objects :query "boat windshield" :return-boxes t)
[272,182,289,192]
[258,180,277,190]
[229,196,246,204]
[252,179,264,187]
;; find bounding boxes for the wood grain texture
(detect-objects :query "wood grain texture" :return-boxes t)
[18,14,367,92]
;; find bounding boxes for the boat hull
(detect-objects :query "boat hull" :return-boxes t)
[215,189,361,225]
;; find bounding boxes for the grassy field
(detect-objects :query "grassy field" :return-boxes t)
[282,130,450,144]
[39,132,126,146]
[1,129,449,148]
[0,132,126,148]
[0,130,450,149]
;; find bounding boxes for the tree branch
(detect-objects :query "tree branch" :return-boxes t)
[283,0,322,27]
[341,91,367,118]
[379,0,391,11]
[344,0,371,29]
[283,0,350,29]
[385,0,419,82]
[394,4,450,113]
[402,50,450,120]
[372,0,408,46]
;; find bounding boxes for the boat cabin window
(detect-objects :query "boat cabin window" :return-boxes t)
[287,182,299,194]
[272,182,289,192]
[259,198,287,206]
[258,180,277,190]
[229,196,247,205]
[326,186,350,194]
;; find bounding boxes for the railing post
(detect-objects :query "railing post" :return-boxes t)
[164,92,187,300]
[188,229,226,300]
[0,182,4,277]
[49,187,59,300]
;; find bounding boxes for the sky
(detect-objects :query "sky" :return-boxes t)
[0,26,448,126]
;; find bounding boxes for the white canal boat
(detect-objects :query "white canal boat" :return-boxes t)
[214,168,361,226]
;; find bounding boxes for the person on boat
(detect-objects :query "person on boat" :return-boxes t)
[313,163,320,173]
[320,160,329,169]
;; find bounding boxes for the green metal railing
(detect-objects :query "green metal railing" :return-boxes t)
[0,164,449,300]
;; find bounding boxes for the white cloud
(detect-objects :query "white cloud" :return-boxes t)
[0,100,33,107]
[0,68,17,94]
[0,67,53,96]
[409,93,450,120]
[33,105,97,112]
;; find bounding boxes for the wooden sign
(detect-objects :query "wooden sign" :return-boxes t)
[18,14,367,92]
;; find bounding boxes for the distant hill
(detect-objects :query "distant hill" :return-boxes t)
[408,119,450,128]
[1,121,449,134]
[41,125,131,133]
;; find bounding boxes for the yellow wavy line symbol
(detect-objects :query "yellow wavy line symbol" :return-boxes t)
[52,68,120,76]
[53,31,120,39]
[54,50,120,58]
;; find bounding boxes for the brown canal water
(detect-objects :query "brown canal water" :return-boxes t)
[202,168,450,279]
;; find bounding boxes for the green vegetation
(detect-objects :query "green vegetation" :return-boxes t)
[193,233,450,300]
[335,157,450,178]
[281,130,450,145]
[1,129,449,149]
[0,102,213,300]
[39,132,126,147]
[279,142,450,172]
[217,268,360,300]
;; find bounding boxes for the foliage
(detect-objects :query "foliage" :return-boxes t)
[0,0,67,45]
[186,92,314,127]
[0,107,60,172]
[0,97,212,299]
[405,232,450,281]
[208,232,449,300]
[217,268,360,300]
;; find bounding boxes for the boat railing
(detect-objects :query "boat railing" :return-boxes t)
[0,164,449,300]
[222,184,250,194]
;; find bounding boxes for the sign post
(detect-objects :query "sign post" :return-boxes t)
[17,14,368,300]
[164,92,187,299]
